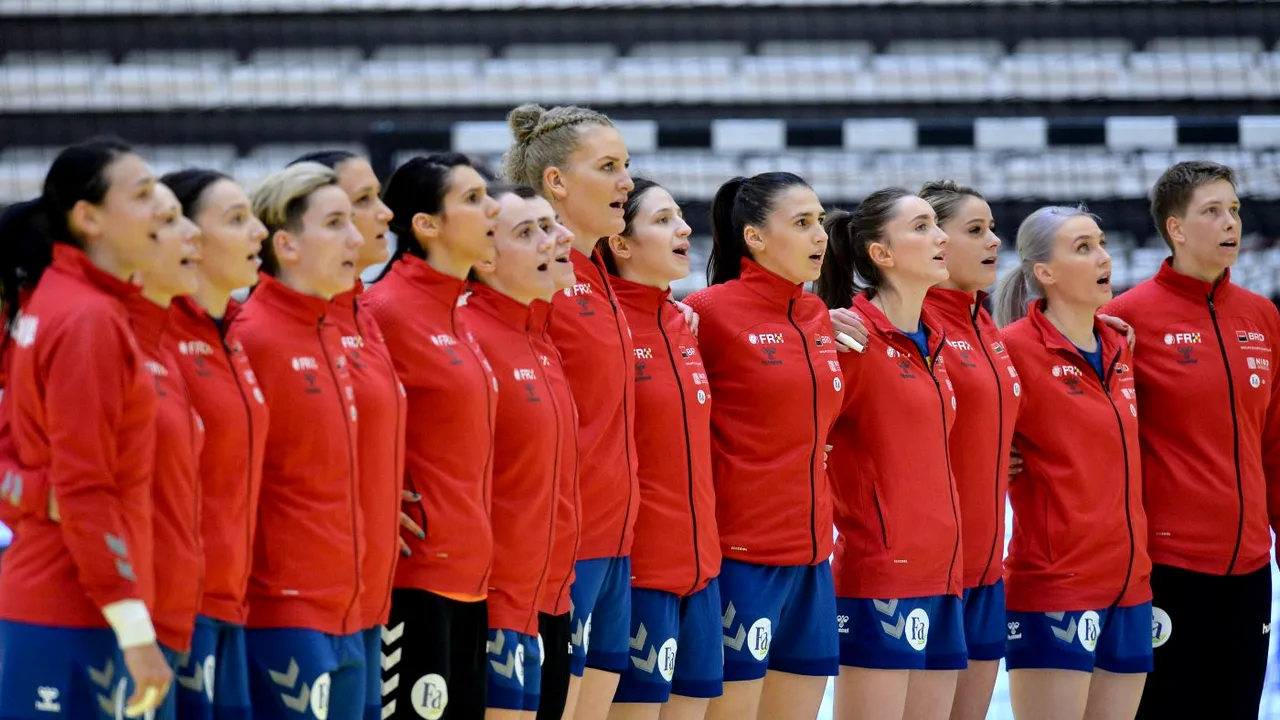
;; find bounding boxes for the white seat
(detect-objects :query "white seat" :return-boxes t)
[1000,54,1124,100]
[885,39,1006,60]
[100,63,229,110]
[481,57,606,105]
[756,40,874,59]
[1146,37,1264,54]
[737,55,867,103]
[227,64,355,107]
[1014,38,1133,58]
[355,59,480,106]
[628,42,748,59]
[611,57,737,103]
[371,45,490,62]
[870,55,993,101]
[501,43,616,61]
[1,54,106,110]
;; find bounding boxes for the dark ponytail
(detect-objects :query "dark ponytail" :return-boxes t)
[0,136,135,327]
[814,187,914,308]
[707,172,810,286]
[161,168,231,220]
[378,153,473,280]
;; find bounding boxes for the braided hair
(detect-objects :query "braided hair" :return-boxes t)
[501,103,616,192]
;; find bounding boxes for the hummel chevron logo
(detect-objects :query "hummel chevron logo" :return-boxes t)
[382,622,404,645]
[722,601,747,651]
[382,648,402,671]
[268,658,310,713]
[630,623,648,651]
[875,598,905,639]
[631,646,658,674]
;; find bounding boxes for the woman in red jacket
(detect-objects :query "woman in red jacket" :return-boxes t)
[916,181,1020,720]
[461,184,569,718]
[231,161,368,720]
[598,178,722,720]
[992,206,1152,720]
[502,103,640,720]
[814,188,965,720]
[362,153,501,720]
[127,183,206,720]
[292,150,410,720]
[683,172,842,720]
[162,168,271,720]
[0,138,173,719]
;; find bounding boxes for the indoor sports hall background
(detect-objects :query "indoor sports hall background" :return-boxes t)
[1,0,1279,717]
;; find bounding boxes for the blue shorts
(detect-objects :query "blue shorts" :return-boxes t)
[568,556,632,675]
[718,559,839,681]
[1005,602,1154,674]
[0,620,131,719]
[962,580,1006,661]
[837,594,967,670]
[486,629,541,712]
[176,615,252,720]
[363,627,382,720]
[615,578,724,703]
[244,628,366,720]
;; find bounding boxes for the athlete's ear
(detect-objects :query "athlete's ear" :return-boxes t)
[68,199,101,243]
[1031,261,1054,287]
[1165,213,1186,251]
[412,211,441,242]
[543,166,568,202]
[743,225,764,252]
[272,229,300,266]
[606,234,631,260]
[867,240,894,270]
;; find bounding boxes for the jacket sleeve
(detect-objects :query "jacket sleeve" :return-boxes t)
[41,315,150,611]
[1262,308,1280,540]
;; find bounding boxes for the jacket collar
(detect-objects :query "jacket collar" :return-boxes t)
[331,280,365,315]
[570,247,611,288]
[388,254,468,311]
[1153,257,1233,302]
[249,272,331,325]
[125,295,170,354]
[52,243,143,301]
[853,292,946,353]
[530,298,554,334]
[925,286,985,325]
[737,258,805,308]
[467,282,537,333]
[610,273,671,315]
[1026,298,1124,360]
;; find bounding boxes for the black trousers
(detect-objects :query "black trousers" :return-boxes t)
[1136,563,1272,720]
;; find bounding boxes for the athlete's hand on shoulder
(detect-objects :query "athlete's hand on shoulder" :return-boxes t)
[673,300,699,336]
[829,308,869,353]
[48,491,59,523]
[823,444,832,471]
[399,490,425,557]
[122,642,172,718]
[1008,445,1024,476]
[1097,314,1136,351]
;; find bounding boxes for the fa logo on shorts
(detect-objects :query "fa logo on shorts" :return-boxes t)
[748,618,772,661]
[658,638,678,683]
[411,674,449,719]
[514,643,526,686]
[1151,607,1172,648]
[1078,611,1101,652]
[906,608,930,652]
[309,673,330,719]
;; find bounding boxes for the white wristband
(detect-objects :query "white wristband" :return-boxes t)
[102,599,157,649]
[836,331,866,353]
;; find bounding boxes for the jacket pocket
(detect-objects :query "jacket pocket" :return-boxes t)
[872,481,892,550]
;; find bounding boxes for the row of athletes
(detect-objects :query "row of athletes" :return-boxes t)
[0,101,1274,720]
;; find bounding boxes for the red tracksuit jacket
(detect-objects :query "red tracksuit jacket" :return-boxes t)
[613,276,720,596]
[462,284,562,636]
[1104,260,1280,576]
[684,259,843,567]
[829,294,962,599]
[127,297,206,653]
[168,296,270,626]
[230,273,364,635]
[362,256,498,598]
[1002,301,1151,611]
[548,249,639,560]
[0,244,158,629]
[924,288,1021,589]
[532,299,581,617]
[332,283,408,628]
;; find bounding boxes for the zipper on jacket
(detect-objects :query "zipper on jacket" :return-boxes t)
[455,307,496,594]
[1208,295,1246,574]
[354,307,404,623]
[786,298,821,565]
[531,332,561,632]
[220,327,257,616]
[181,368,206,621]
[656,303,702,595]
[318,318,361,635]
[1101,348,1137,608]
[971,308,1006,587]
[926,336,962,596]
[591,262,636,558]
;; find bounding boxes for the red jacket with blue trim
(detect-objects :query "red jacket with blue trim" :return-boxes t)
[683,259,843,567]
[613,275,720,596]
[332,282,408,628]
[1001,301,1151,611]
[829,294,962,600]
[230,273,364,635]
